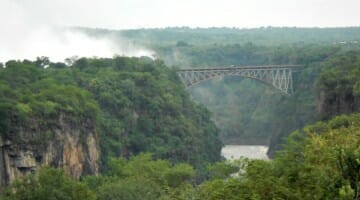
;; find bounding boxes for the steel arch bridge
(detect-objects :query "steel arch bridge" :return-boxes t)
[177,65,302,95]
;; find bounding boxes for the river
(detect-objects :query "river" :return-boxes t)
[221,145,269,160]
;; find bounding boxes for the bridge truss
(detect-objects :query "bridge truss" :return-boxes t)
[177,65,302,94]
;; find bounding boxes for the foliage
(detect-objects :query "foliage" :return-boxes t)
[1,154,196,200]
[3,114,359,199]
[0,61,99,149]
[196,114,360,199]
[68,57,222,173]
[317,51,360,118]
[2,167,96,200]
[0,57,222,176]
[207,161,239,179]
[84,153,196,200]
[78,27,360,155]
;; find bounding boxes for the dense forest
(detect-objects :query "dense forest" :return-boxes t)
[1,27,360,199]
[78,27,360,154]
[1,114,359,199]
[0,57,222,179]
[133,27,360,151]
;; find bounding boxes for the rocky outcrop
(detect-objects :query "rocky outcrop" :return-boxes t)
[0,113,99,187]
[317,90,360,119]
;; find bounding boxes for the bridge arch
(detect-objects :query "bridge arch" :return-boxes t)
[177,65,302,95]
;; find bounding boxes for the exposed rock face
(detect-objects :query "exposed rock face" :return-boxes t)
[317,90,360,118]
[0,113,99,187]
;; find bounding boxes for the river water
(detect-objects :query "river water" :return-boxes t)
[221,145,269,160]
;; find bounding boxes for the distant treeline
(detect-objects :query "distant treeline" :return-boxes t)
[78,26,360,46]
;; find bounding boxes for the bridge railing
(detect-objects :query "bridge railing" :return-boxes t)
[178,65,303,71]
[177,65,303,95]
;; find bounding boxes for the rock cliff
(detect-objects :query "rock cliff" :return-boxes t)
[317,90,360,119]
[0,113,99,186]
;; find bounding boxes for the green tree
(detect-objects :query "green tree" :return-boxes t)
[2,167,96,200]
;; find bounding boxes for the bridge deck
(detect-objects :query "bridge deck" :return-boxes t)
[177,64,304,94]
[178,65,303,71]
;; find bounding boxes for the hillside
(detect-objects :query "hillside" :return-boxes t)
[77,27,360,156]
[0,57,222,186]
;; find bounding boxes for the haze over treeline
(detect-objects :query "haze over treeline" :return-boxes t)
[2,0,360,62]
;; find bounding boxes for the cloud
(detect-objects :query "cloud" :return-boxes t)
[0,26,154,62]
[0,0,154,63]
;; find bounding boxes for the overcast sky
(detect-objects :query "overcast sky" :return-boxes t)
[1,0,359,62]
[2,0,360,29]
